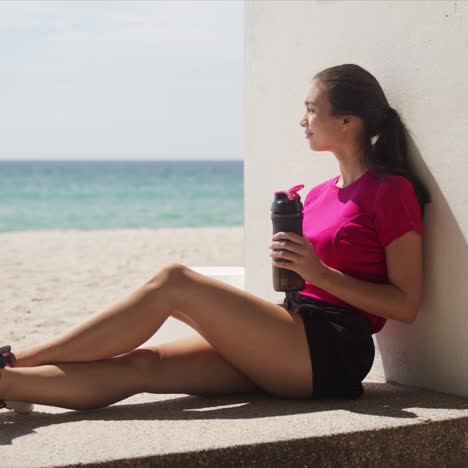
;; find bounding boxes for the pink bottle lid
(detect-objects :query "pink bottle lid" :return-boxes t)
[273,184,304,200]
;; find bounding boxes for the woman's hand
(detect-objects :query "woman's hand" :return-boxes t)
[269,232,328,285]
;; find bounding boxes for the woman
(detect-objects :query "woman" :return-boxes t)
[0,64,431,412]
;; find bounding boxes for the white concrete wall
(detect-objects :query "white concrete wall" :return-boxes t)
[244,0,468,397]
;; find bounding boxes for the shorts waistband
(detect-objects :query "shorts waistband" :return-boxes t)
[284,291,373,335]
[285,291,350,310]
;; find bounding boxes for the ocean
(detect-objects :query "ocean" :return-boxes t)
[0,160,243,233]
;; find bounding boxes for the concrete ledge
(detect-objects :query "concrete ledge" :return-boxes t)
[2,267,467,467]
[1,380,467,467]
[189,266,245,290]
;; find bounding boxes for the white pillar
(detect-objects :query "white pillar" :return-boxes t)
[244,0,468,397]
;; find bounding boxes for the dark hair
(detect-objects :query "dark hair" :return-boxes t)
[313,64,431,217]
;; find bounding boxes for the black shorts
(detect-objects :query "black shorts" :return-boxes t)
[278,291,375,400]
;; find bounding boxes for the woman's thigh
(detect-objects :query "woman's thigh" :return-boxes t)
[139,333,267,397]
[154,265,313,399]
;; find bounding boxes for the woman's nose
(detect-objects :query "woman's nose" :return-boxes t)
[300,111,309,126]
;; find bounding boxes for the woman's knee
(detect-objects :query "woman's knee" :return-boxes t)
[122,348,161,372]
[147,263,189,288]
[142,263,192,313]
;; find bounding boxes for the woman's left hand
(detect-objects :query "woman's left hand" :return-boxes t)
[269,232,328,285]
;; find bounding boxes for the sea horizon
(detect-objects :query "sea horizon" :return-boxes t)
[0,160,244,234]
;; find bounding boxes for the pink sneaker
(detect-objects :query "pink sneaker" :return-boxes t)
[1,345,34,414]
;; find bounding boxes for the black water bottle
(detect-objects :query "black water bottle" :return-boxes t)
[271,184,306,292]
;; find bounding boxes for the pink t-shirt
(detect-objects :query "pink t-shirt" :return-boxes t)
[298,169,423,334]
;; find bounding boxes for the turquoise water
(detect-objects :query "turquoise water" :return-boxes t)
[0,160,243,233]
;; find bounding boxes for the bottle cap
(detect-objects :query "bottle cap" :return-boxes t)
[271,184,305,214]
[274,184,305,201]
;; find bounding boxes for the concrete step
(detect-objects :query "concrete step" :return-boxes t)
[2,374,467,467]
[1,267,467,467]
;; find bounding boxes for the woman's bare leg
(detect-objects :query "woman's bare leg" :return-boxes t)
[13,265,178,368]
[11,262,312,399]
[0,336,263,410]
[0,352,152,411]
[142,334,263,397]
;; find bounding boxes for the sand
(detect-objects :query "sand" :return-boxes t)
[0,226,244,352]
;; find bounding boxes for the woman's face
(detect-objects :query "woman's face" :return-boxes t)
[300,80,344,152]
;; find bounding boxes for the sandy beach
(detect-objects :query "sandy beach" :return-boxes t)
[0,226,244,352]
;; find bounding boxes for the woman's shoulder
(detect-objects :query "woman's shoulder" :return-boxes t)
[369,171,414,193]
[368,172,419,213]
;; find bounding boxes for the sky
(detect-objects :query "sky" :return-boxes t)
[0,0,243,161]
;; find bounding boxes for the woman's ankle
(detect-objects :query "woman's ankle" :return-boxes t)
[0,368,15,402]
[0,368,6,398]
[11,350,40,368]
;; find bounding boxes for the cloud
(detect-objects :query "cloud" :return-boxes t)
[0,1,242,53]
[0,0,243,160]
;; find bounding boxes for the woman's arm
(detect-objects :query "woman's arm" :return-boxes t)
[314,230,423,324]
[315,267,412,323]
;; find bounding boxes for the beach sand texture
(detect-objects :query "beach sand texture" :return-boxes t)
[0,226,245,351]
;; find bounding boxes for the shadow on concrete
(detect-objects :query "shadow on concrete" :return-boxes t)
[1,381,467,446]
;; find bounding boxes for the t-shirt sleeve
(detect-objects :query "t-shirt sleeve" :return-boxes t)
[374,176,423,248]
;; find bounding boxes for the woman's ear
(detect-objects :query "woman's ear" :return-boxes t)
[342,114,362,133]
[341,115,353,131]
